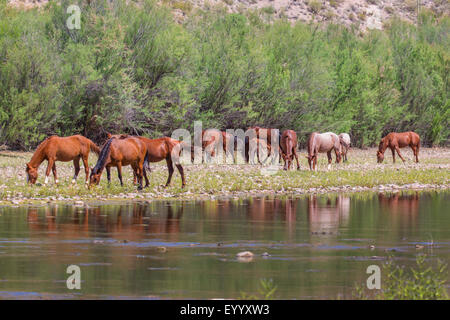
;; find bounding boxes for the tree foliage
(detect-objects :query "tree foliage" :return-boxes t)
[0,0,448,149]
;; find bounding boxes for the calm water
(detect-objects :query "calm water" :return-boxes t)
[0,191,448,299]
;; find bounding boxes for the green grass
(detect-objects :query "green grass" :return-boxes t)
[354,254,449,300]
[0,148,449,204]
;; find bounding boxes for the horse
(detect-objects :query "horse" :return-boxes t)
[138,136,186,188]
[338,133,351,162]
[306,132,342,171]
[248,126,279,162]
[244,136,272,164]
[377,131,420,163]
[200,129,234,163]
[89,136,148,190]
[109,134,186,188]
[280,130,300,170]
[26,135,100,185]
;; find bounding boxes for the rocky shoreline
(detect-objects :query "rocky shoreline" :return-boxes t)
[1,182,448,207]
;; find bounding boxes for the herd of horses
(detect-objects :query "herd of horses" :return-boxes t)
[24,128,421,190]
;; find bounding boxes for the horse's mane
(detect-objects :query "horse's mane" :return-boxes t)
[29,136,55,164]
[92,137,115,174]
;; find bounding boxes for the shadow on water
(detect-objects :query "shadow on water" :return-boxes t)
[0,190,448,299]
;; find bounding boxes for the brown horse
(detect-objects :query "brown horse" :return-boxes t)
[244,136,272,164]
[377,131,420,163]
[199,129,234,163]
[138,136,186,188]
[89,136,148,190]
[26,135,100,185]
[306,132,342,171]
[280,130,300,170]
[248,126,279,162]
[110,134,186,188]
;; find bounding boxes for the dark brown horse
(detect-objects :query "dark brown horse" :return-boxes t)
[306,132,341,171]
[110,134,186,188]
[279,130,300,170]
[377,131,420,163]
[89,136,148,190]
[26,135,100,185]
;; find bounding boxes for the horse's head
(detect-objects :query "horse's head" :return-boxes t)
[377,150,384,163]
[336,151,342,163]
[89,168,101,187]
[305,154,314,170]
[25,163,38,184]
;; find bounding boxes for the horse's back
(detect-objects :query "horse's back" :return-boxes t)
[317,132,339,151]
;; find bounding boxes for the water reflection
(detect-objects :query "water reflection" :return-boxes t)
[308,195,350,239]
[0,191,447,299]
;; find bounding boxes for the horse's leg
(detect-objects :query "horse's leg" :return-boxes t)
[143,166,149,188]
[133,163,143,190]
[327,151,332,170]
[52,162,58,185]
[132,170,137,185]
[44,159,54,185]
[415,145,420,163]
[82,156,89,186]
[117,163,123,186]
[106,166,111,185]
[314,155,318,171]
[294,149,300,170]
[164,157,174,187]
[175,164,185,188]
[72,157,80,184]
[395,146,406,163]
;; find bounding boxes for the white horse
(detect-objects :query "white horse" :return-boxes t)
[306,132,342,170]
[338,133,351,162]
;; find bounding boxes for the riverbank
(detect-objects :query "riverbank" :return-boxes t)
[0,148,449,205]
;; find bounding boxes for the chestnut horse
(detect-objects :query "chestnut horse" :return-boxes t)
[338,133,351,162]
[89,136,148,190]
[377,131,420,163]
[280,130,300,170]
[26,135,100,185]
[244,136,272,164]
[306,132,342,171]
[116,135,186,188]
[248,126,279,163]
[200,129,234,163]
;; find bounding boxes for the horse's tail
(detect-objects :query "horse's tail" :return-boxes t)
[92,137,114,174]
[89,140,101,156]
[143,150,150,171]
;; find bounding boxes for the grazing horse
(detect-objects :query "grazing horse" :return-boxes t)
[26,135,100,185]
[338,133,351,162]
[248,126,279,163]
[138,136,186,188]
[109,134,186,188]
[200,129,234,163]
[306,132,342,171]
[377,131,420,163]
[245,136,271,164]
[279,130,300,170]
[89,136,148,190]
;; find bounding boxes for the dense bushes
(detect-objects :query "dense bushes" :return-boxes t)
[0,0,448,149]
